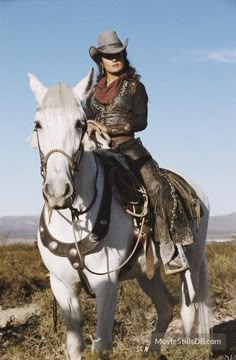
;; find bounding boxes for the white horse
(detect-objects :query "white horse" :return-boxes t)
[28,69,210,359]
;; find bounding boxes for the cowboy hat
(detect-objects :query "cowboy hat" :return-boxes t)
[89,31,128,62]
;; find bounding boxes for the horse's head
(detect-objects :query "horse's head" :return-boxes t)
[28,69,94,209]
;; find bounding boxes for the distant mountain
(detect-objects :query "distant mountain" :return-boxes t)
[0,216,39,239]
[207,212,236,239]
[0,212,235,241]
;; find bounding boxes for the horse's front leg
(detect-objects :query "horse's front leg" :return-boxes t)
[90,273,119,353]
[50,274,84,360]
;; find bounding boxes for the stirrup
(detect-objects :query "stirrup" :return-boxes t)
[164,243,190,275]
[164,262,189,275]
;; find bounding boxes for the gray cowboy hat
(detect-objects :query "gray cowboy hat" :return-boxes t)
[89,31,128,62]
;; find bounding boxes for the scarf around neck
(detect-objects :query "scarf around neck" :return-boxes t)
[94,73,128,104]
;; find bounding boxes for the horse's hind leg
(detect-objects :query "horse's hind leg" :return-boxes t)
[137,269,174,351]
[50,274,84,360]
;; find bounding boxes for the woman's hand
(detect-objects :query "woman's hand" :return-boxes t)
[87,120,107,136]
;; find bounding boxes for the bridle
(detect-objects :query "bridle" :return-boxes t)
[33,110,99,217]
[38,134,83,180]
[34,109,86,181]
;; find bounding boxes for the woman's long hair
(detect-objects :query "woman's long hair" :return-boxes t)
[96,50,141,82]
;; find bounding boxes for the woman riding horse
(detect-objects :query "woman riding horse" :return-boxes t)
[28,65,209,358]
[86,30,200,274]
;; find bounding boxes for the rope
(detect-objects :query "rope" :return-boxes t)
[71,215,145,276]
[109,167,149,218]
[125,189,149,218]
[82,216,145,276]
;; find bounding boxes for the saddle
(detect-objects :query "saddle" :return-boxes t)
[161,168,203,230]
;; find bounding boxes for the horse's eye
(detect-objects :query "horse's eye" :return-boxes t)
[34,121,42,129]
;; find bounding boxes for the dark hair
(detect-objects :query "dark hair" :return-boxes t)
[96,50,141,82]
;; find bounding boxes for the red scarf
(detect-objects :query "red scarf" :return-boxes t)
[94,73,128,104]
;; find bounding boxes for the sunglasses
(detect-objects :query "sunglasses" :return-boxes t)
[101,52,125,61]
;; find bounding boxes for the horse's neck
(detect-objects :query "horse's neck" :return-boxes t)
[73,151,101,211]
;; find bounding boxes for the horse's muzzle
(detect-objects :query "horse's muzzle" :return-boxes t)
[43,181,75,209]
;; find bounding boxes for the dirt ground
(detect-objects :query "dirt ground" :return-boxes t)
[0,287,235,359]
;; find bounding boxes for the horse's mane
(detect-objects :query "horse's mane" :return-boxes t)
[41,83,78,110]
[39,83,86,135]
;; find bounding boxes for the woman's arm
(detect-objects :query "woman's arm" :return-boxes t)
[105,82,148,136]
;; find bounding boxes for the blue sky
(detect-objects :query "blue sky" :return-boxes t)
[0,0,235,216]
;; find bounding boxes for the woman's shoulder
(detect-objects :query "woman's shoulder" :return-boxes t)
[127,78,146,93]
[127,79,148,98]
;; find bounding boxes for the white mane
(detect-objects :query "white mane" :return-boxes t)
[39,83,86,137]
[41,83,78,110]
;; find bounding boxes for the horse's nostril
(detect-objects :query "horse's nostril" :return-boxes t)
[44,183,51,197]
[63,183,72,197]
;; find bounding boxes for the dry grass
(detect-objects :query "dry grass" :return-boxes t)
[206,243,236,317]
[0,242,235,359]
[0,244,48,309]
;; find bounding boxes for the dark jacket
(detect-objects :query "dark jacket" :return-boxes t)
[86,79,148,146]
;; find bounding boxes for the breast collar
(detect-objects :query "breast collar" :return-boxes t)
[39,153,112,266]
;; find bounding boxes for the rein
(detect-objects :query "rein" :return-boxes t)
[72,216,145,276]
[69,155,99,217]
[34,129,83,180]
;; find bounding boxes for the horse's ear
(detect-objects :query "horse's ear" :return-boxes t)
[28,73,48,104]
[73,68,95,102]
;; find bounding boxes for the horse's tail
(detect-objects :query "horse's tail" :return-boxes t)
[194,255,210,338]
